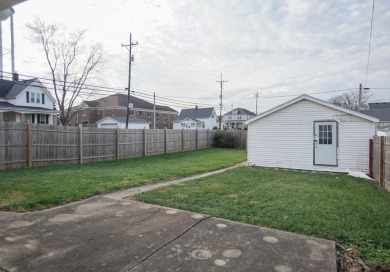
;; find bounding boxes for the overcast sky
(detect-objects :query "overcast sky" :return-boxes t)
[2,0,390,113]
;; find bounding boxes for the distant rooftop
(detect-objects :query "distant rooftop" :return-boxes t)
[224,107,256,116]
[177,107,215,120]
[368,102,390,110]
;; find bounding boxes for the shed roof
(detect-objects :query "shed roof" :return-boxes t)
[177,107,215,120]
[246,94,379,125]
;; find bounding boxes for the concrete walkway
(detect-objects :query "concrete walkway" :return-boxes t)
[0,163,337,272]
[106,161,248,200]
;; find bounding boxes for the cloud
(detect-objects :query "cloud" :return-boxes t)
[4,0,390,113]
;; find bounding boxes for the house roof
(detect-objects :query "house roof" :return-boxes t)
[0,78,36,98]
[96,116,148,124]
[177,107,215,120]
[82,94,177,113]
[246,94,379,125]
[368,102,390,109]
[0,78,52,101]
[224,107,255,116]
[360,109,390,122]
[0,0,25,12]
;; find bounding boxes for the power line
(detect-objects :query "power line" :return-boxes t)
[365,0,375,88]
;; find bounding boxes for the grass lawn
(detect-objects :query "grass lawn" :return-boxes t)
[0,148,246,212]
[135,166,390,268]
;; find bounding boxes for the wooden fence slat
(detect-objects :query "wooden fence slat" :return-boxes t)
[27,123,32,168]
[79,125,83,165]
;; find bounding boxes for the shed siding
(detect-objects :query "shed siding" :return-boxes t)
[247,100,375,173]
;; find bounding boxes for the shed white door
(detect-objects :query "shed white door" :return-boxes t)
[314,122,337,166]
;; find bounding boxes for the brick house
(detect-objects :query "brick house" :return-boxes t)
[69,93,178,129]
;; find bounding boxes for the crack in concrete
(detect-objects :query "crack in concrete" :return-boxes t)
[0,267,10,272]
[110,208,161,235]
[125,215,212,272]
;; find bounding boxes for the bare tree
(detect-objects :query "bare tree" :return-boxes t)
[328,89,374,111]
[26,18,103,125]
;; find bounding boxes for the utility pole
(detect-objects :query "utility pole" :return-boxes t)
[216,74,228,130]
[122,33,138,129]
[153,92,156,129]
[358,83,370,111]
[255,91,259,115]
[358,83,362,111]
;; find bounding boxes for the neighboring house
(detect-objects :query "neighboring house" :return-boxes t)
[173,106,218,130]
[0,78,58,125]
[96,116,149,129]
[361,102,390,136]
[222,107,256,130]
[245,94,378,174]
[172,118,202,129]
[70,93,178,129]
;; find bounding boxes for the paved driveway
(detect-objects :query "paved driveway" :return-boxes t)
[0,195,336,272]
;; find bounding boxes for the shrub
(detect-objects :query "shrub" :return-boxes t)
[213,130,236,148]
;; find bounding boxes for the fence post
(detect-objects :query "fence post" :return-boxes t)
[207,129,209,147]
[27,123,32,168]
[369,139,373,177]
[380,136,385,187]
[182,129,185,151]
[164,127,168,154]
[196,128,199,150]
[143,127,147,157]
[116,127,120,160]
[79,125,83,164]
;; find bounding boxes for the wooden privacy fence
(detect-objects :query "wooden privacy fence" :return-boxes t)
[0,122,217,170]
[371,136,390,191]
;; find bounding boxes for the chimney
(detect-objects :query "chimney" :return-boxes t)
[12,73,19,81]
[195,105,198,110]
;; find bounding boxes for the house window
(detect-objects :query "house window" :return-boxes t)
[238,115,242,120]
[202,122,205,128]
[163,113,167,118]
[27,92,43,104]
[191,123,195,127]
[147,112,151,117]
[181,123,186,128]
[139,111,143,117]
[37,114,48,124]
[25,114,32,123]
[129,110,134,116]
[156,113,159,118]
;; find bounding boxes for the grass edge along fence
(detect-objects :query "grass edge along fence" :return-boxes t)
[0,122,247,170]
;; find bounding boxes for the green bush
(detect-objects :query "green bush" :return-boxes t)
[214,130,236,148]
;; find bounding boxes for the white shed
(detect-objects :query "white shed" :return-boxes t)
[245,95,379,173]
[96,116,149,129]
